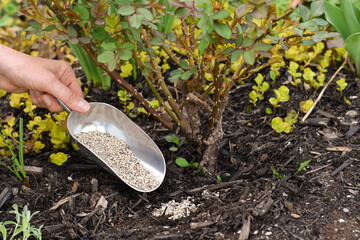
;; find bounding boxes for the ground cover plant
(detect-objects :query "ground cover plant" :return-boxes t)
[21,0,342,174]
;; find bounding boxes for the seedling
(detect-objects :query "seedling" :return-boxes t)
[268,86,290,113]
[271,159,311,180]
[300,99,314,113]
[249,73,269,106]
[294,159,311,175]
[303,68,324,91]
[165,134,180,152]
[0,204,43,240]
[288,61,302,87]
[271,166,286,179]
[50,152,68,166]
[271,110,298,134]
[175,158,206,175]
[336,78,348,95]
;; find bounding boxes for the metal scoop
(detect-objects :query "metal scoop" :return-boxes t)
[58,100,166,192]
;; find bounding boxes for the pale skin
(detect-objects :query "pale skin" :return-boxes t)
[0,44,90,113]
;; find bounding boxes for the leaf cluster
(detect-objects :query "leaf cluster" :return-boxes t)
[0,204,43,240]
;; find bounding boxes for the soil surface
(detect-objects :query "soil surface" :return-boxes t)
[1,65,360,240]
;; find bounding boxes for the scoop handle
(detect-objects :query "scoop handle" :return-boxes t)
[56,99,72,113]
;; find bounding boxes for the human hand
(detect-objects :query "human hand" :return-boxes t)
[0,44,90,113]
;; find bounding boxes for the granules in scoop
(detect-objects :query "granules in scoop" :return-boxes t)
[75,131,159,191]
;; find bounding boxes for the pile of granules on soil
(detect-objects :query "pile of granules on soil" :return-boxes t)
[75,130,159,191]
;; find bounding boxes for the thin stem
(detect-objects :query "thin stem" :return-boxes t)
[301,53,348,122]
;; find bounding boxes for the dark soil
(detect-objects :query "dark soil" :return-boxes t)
[1,65,360,240]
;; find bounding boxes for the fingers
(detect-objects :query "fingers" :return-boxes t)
[30,90,63,112]
[42,78,90,113]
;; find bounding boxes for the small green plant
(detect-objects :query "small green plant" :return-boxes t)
[287,61,302,87]
[50,152,68,166]
[271,110,298,133]
[165,134,180,152]
[0,118,29,187]
[294,159,311,175]
[336,77,348,95]
[271,159,311,179]
[300,99,314,113]
[0,204,42,240]
[271,166,286,179]
[175,157,206,175]
[249,73,269,106]
[267,86,290,114]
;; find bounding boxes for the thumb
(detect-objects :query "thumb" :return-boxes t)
[45,81,90,113]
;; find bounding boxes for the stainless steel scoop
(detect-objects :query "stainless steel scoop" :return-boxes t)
[58,100,166,192]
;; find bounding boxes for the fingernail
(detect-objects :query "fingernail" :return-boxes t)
[77,99,90,112]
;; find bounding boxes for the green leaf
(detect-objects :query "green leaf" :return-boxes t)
[44,25,56,31]
[180,59,189,69]
[341,0,360,36]
[4,2,17,14]
[271,117,284,133]
[68,38,79,45]
[78,37,91,44]
[67,26,77,38]
[253,42,272,51]
[118,48,132,60]
[303,39,315,46]
[150,37,163,46]
[325,1,351,39]
[169,146,178,152]
[0,225,7,240]
[311,18,329,26]
[138,8,153,21]
[175,8,190,17]
[50,152,68,166]
[170,69,183,77]
[181,71,191,80]
[167,32,177,42]
[199,39,208,55]
[118,5,135,15]
[101,42,117,51]
[214,22,232,39]
[294,160,311,175]
[122,42,135,50]
[242,37,255,47]
[165,135,179,145]
[310,1,326,17]
[30,21,42,29]
[299,20,319,31]
[129,14,144,28]
[115,0,133,5]
[345,32,360,73]
[213,9,230,20]
[236,35,243,46]
[299,4,310,21]
[312,31,340,42]
[244,49,255,65]
[97,51,115,63]
[231,49,243,63]
[54,34,69,41]
[175,158,191,167]
[74,5,89,19]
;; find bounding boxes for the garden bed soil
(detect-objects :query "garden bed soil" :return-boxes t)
[1,65,360,240]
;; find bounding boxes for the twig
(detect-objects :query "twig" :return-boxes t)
[301,54,348,123]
